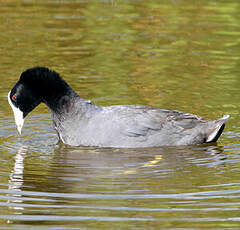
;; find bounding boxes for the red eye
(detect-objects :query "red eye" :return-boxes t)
[11,95,16,101]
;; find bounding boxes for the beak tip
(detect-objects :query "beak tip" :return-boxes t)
[17,126,22,135]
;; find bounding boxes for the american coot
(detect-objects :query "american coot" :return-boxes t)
[8,67,229,148]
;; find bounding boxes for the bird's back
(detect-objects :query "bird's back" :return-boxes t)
[53,102,229,147]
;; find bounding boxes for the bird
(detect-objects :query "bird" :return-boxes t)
[8,67,230,148]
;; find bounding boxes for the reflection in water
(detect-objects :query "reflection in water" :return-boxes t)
[0,141,239,228]
[9,146,28,191]
[7,145,28,225]
[51,144,226,195]
[6,144,227,200]
[8,145,28,213]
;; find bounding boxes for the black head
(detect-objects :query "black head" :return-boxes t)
[8,67,72,134]
[9,77,41,119]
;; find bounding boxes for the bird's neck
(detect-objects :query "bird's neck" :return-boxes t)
[43,84,97,118]
[35,75,78,113]
[44,89,79,114]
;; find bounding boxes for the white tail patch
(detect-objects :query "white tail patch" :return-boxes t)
[206,115,230,142]
[206,124,222,142]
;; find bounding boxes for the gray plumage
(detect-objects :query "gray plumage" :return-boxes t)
[52,95,229,147]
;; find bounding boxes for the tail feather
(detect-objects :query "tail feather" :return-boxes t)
[206,115,230,143]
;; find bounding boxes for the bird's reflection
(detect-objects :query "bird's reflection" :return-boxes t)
[9,146,28,191]
[48,143,225,193]
[7,145,28,223]
[6,143,225,206]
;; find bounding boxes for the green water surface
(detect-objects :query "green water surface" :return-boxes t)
[0,0,240,229]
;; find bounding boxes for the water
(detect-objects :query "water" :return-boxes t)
[0,0,240,228]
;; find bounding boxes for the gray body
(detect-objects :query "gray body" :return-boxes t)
[52,96,229,148]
